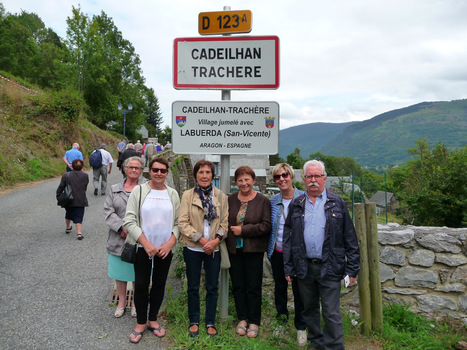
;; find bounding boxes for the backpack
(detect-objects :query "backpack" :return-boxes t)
[89,149,103,168]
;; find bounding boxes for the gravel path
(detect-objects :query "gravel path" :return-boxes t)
[0,168,177,350]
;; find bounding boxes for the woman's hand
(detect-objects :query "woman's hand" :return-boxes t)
[120,227,128,239]
[202,238,220,255]
[155,235,176,259]
[143,241,159,258]
[230,225,242,236]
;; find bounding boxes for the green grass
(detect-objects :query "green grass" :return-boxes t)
[161,254,466,350]
[378,303,466,350]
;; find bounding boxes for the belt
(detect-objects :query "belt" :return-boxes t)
[308,258,322,264]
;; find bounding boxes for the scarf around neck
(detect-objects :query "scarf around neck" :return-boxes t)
[194,183,218,222]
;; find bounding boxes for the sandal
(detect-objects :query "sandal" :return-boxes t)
[114,307,125,318]
[148,323,166,338]
[188,322,199,337]
[65,226,72,234]
[236,320,247,336]
[206,324,218,337]
[129,330,144,343]
[247,324,259,338]
[131,306,137,318]
[77,233,84,240]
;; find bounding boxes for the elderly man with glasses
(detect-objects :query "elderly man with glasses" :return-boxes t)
[283,160,360,350]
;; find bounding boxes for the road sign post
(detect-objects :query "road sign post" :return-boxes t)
[174,36,279,89]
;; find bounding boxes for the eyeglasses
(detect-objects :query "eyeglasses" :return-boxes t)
[126,166,142,171]
[273,172,290,181]
[304,174,325,180]
[150,168,168,174]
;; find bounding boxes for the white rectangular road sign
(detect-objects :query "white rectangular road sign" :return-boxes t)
[172,101,279,155]
[173,36,279,89]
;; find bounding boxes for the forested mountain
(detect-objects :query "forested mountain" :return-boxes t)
[279,99,467,167]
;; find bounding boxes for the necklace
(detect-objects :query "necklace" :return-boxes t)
[239,191,256,202]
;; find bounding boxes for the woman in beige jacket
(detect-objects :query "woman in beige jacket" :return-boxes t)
[179,160,229,337]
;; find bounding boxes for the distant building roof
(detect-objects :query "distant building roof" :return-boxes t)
[369,191,395,207]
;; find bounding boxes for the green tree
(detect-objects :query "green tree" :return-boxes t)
[158,125,172,146]
[143,87,163,137]
[391,139,467,227]
[286,148,304,169]
[269,153,285,166]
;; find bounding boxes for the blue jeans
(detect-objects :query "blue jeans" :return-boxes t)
[183,247,221,325]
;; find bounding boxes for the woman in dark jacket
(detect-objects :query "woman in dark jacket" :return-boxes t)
[226,166,271,338]
[56,159,89,240]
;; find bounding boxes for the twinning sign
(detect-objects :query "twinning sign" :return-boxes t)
[173,36,279,89]
[172,11,280,155]
[172,101,279,154]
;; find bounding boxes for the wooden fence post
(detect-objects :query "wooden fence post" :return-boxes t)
[354,203,372,334]
[366,202,383,332]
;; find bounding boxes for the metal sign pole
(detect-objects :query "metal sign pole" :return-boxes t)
[218,6,231,322]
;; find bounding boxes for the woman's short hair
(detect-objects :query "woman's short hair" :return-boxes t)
[234,165,256,181]
[272,163,295,180]
[123,156,144,170]
[193,160,215,180]
[71,159,83,171]
[149,156,169,170]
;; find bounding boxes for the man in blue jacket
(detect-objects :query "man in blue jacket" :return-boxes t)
[283,160,360,350]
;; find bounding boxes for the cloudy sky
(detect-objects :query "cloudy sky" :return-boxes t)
[2,0,467,130]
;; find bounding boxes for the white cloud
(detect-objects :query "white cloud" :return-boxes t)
[2,0,467,131]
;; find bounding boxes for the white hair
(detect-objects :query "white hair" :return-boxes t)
[303,160,327,176]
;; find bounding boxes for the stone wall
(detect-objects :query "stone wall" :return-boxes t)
[350,223,467,321]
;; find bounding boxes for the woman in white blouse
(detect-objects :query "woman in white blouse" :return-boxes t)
[124,157,180,344]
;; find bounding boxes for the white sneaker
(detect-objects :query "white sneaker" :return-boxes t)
[297,329,307,347]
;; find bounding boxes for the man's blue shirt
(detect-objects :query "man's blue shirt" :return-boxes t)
[304,190,327,259]
[64,148,83,163]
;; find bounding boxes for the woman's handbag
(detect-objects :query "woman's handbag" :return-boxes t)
[120,242,137,264]
[218,193,231,269]
[120,185,141,264]
[57,173,73,207]
[219,240,230,269]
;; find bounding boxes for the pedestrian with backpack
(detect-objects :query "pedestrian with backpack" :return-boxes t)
[91,143,114,196]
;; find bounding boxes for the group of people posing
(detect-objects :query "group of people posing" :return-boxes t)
[103,155,360,349]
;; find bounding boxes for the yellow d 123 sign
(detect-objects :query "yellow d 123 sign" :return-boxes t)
[199,10,252,35]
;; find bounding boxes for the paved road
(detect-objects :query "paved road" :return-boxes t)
[0,168,175,350]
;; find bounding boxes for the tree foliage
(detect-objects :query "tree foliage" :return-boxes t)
[390,139,467,227]
[0,4,163,140]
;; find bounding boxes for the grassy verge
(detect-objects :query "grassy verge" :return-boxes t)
[160,251,466,350]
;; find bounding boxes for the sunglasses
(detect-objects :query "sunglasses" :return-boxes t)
[273,172,290,181]
[150,168,168,174]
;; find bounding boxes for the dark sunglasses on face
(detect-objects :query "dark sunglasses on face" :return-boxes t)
[150,167,168,174]
[273,172,290,181]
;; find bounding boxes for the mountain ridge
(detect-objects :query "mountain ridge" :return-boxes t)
[279,99,467,167]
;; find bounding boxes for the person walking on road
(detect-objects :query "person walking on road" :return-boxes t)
[56,159,89,240]
[104,156,144,318]
[92,144,113,196]
[63,143,83,172]
[124,156,180,343]
[144,140,157,168]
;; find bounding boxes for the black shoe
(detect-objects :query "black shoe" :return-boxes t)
[94,188,98,196]
[101,192,106,196]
